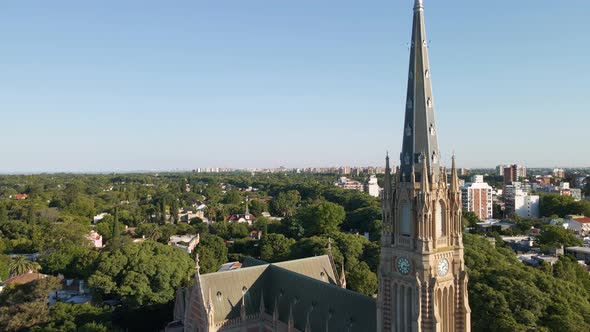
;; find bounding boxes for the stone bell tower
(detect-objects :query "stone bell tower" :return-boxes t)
[377,1,471,331]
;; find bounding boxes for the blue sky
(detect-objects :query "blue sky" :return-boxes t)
[1,0,588,172]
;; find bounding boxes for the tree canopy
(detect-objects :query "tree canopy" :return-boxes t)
[465,233,590,331]
[293,201,346,237]
[540,194,590,217]
[88,240,193,307]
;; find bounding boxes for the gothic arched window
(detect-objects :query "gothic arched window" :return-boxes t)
[435,201,445,238]
[400,202,411,236]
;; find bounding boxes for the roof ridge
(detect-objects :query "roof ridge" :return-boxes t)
[272,255,330,265]
[267,264,374,301]
[200,263,270,277]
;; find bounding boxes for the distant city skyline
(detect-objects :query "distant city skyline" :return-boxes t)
[1,0,589,172]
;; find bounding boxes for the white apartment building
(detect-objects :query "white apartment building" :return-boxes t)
[504,181,539,218]
[461,175,493,220]
[514,193,540,218]
[334,177,363,191]
[365,175,381,197]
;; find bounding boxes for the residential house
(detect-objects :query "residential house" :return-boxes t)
[85,230,103,248]
[566,246,590,265]
[178,208,205,223]
[226,213,256,225]
[217,262,242,272]
[0,272,47,292]
[567,216,590,235]
[168,234,200,254]
[334,177,363,191]
[93,212,109,224]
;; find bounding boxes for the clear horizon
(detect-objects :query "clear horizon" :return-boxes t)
[1,0,589,172]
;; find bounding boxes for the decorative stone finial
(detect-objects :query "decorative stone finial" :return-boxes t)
[305,308,312,332]
[421,155,430,193]
[259,291,265,314]
[288,303,294,331]
[273,296,279,322]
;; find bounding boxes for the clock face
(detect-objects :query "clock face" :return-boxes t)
[437,258,449,277]
[397,257,411,275]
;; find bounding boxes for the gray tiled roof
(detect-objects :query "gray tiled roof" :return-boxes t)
[197,255,376,331]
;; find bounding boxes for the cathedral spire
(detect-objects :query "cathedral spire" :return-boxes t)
[378,2,471,331]
[450,155,460,193]
[400,0,440,182]
[383,153,392,198]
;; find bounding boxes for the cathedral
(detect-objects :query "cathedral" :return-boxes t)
[167,1,470,331]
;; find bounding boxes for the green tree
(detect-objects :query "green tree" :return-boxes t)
[222,191,242,205]
[249,199,268,217]
[540,194,589,217]
[0,276,62,332]
[347,261,377,296]
[0,204,8,222]
[0,254,11,280]
[294,201,345,237]
[462,211,480,228]
[332,233,366,268]
[109,208,123,250]
[260,234,295,262]
[538,225,582,249]
[229,222,249,239]
[30,303,112,332]
[290,236,330,260]
[39,244,98,279]
[196,234,228,274]
[270,190,301,217]
[464,233,590,331]
[88,240,193,307]
[343,205,381,233]
[8,256,40,276]
[211,221,230,239]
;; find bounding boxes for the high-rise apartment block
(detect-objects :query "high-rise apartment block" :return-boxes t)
[552,168,565,179]
[502,164,527,184]
[504,182,539,218]
[461,175,493,221]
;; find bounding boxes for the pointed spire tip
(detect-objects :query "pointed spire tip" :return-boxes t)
[414,0,424,10]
